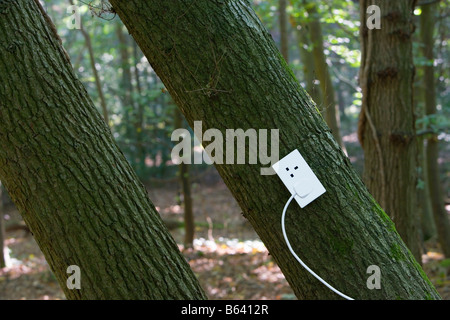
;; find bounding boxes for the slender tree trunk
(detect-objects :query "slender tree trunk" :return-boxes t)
[68,0,109,125]
[133,42,147,176]
[305,5,345,151]
[294,21,322,106]
[174,109,195,247]
[417,136,436,242]
[110,0,440,299]
[359,0,421,262]
[116,21,134,114]
[84,28,109,125]
[420,3,450,257]
[0,182,5,269]
[414,70,436,242]
[0,0,206,300]
[279,0,289,62]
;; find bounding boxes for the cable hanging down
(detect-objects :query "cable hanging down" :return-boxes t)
[281,194,354,300]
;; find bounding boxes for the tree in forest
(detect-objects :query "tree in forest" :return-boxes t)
[414,4,435,244]
[68,0,109,125]
[292,17,323,107]
[132,41,147,177]
[358,0,421,262]
[302,1,345,151]
[0,0,206,300]
[419,2,450,257]
[109,0,440,299]
[173,108,195,247]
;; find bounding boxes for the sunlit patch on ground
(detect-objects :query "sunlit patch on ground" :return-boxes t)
[182,237,294,300]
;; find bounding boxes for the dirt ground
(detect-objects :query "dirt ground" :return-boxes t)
[0,179,449,300]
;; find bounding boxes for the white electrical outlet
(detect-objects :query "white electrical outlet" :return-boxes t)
[272,149,326,208]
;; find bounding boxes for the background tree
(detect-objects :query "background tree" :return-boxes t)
[1,0,447,300]
[279,0,289,61]
[419,1,450,257]
[174,108,195,248]
[68,0,109,125]
[292,17,323,106]
[109,0,440,299]
[413,2,436,245]
[302,1,345,151]
[0,182,5,269]
[358,0,421,262]
[0,0,206,300]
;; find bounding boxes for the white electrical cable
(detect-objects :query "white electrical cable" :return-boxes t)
[281,193,354,300]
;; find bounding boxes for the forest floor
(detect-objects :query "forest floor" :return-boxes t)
[0,175,449,300]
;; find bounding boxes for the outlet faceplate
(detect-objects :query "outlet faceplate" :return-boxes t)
[272,149,326,208]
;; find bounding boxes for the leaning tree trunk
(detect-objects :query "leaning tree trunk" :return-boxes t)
[358,0,421,262]
[0,0,206,300]
[109,0,440,299]
[420,2,450,257]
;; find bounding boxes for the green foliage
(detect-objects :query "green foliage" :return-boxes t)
[416,114,450,136]
[46,0,179,181]
[45,0,448,184]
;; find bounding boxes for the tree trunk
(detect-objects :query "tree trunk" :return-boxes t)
[133,41,147,176]
[116,22,134,112]
[116,20,137,166]
[109,0,440,299]
[420,3,450,257]
[68,0,109,125]
[84,26,109,125]
[416,100,436,242]
[0,0,206,300]
[174,108,195,247]
[358,0,421,262]
[417,138,436,242]
[294,21,322,106]
[305,5,345,151]
[279,0,289,62]
[414,63,435,243]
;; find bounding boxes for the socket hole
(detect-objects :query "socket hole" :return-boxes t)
[290,174,294,178]
[294,166,299,170]
[286,168,289,171]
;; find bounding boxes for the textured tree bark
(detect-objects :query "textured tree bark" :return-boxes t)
[420,3,450,257]
[0,0,206,300]
[109,0,440,299]
[359,0,421,262]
